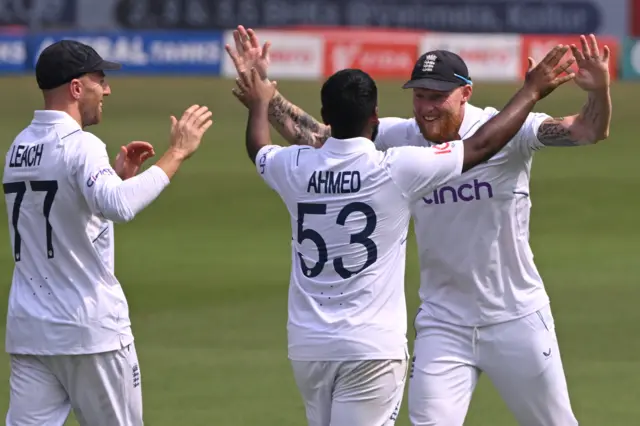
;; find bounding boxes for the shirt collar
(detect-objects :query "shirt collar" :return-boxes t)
[457,103,484,139]
[321,137,377,154]
[32,110,82,131]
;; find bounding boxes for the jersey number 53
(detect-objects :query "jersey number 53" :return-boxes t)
[296,202,377,279]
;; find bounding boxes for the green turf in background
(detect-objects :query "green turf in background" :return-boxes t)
[0,76,638,425]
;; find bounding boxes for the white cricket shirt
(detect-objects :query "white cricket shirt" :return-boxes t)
[256,135,464,361]
[3,110,170,355]
[375,104,552,327]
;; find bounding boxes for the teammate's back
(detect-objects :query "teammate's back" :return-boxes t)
[3,113,128,354]
[274,139,413,360]
[2,39,214,426]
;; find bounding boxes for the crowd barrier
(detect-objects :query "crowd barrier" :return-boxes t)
[0,28,626,82]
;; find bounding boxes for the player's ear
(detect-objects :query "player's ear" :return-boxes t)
[369,107,380,136]
[369,105,379,124]
[461,85,473,103]
[69,79,82,100]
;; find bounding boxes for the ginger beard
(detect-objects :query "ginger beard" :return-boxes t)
[412,86,470,143]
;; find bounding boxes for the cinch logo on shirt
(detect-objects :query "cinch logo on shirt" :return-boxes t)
[86,168,115,187]
[423,179,493,205]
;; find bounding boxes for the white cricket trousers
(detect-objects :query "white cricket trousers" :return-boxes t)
[291,359,408,426]
[409,304,578,426]
[6,342,143,426]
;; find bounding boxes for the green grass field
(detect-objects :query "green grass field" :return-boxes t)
[0,75,638,425]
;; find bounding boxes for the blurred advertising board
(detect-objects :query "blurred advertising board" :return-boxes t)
[621,38,640,79]
[88,0,627,38]
[630,0,640,36]
[28,31,224,75]
[316,29,422,80]
[420,33,521,81]
[221,30,324,79]
[0,34,26,73]
[0,29,623,81]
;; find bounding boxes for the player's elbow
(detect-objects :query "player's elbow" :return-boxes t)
[580,126,608,144]
[595,126,610,142]
[574,120,609,144]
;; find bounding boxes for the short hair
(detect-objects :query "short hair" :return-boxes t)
[320,69,377,138]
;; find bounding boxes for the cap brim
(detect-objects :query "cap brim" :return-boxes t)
[94,60,122,71]
[402,78,461,91]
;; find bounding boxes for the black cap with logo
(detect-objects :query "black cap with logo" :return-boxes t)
[402,50,473,91]
[35,40,122,90]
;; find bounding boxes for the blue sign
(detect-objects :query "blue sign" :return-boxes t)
[28,31,223,75]
[622,38,640,80]
[0,35,26,73]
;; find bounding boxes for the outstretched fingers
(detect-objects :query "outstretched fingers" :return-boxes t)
[541,45,567,67]
[261,41,271,61]
[552,72,576,88]
[588,34,600,58]
[602,45,610,62]
[553,57,576,77]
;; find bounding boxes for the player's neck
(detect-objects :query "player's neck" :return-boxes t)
[332,133,370,140]
[43,101,83,128]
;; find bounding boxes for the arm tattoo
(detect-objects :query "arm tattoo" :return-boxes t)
[268,93,331,147]
[537,90,610,147]
[537,117,580,147]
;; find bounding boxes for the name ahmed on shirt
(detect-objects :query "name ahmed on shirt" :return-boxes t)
[307,170,362,194]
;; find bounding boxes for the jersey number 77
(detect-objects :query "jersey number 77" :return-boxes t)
[3,180,58,261]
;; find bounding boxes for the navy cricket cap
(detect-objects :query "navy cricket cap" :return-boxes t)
[35,40,122,90]
[402,50,473,91]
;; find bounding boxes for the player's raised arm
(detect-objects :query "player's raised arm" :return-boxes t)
[236,67,279,163]
[535,34,611,147]
[461,45,575,172]
[226,25,331,148]
[78,105,212,223]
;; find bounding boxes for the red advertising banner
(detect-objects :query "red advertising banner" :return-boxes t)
[520,35,619,80]
[632,0,640,36]
[287,28,423,79]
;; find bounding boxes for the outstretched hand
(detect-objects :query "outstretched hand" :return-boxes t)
[225,25,271,80]
[524,45,576,100]
[168,105,214,160]
[114,141,155,180]
[570,34,610,92]
[234,68,278,109]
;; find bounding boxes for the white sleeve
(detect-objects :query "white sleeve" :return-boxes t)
[255,144,299,192]
[374,117,411,151]
[384,141,464,203]
[73,134,170,223]
[511,112,552,156]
